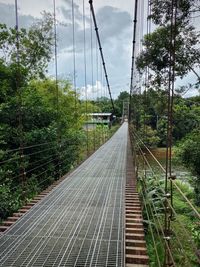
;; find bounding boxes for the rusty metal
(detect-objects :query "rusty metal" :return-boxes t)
[125,133,149,266]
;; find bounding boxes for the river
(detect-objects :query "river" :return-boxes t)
[140,147,195,184]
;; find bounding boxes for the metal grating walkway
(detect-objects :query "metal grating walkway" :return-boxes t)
[0,123,128,267]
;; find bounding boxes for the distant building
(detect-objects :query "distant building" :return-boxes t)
[84,113,115,130]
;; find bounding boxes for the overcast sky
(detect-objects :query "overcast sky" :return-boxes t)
[0,0,199,98]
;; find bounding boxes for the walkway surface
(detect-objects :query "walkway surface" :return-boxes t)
[0,123,128,267]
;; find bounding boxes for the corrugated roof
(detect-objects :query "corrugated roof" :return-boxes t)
[88,113,112,116]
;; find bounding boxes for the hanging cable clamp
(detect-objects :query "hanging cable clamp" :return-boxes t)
[168,174,176,180]
[166,206,171,212]
[163,236,171,241]
[169,214,176,221]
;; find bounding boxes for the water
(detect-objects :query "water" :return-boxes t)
[141,147,195,184]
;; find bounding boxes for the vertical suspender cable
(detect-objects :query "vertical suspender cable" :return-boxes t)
[95,36,101,146]
[72,0,77,117]
[53,0,59,117]
[53,0,61,178]
[144,0,151,143]
[82,0,89,156]
[169,0,177,212]
[96,37,99,102]
[15,0,26,189]
[164,0,177,265]
[90,11,96,151]
[129,0,139,122]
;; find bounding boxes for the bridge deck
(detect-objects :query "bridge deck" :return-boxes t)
[0,123,128,267]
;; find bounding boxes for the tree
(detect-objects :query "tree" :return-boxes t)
[177,130,200,205]
[173,101,200,140]
[136,0,200,90]
[0,15,84,219]
[136,25,200,88]
[150,0,199,26]
[0,12,54,80]
[114,91,130,117]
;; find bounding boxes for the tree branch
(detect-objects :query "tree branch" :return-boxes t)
[188,65,200,81]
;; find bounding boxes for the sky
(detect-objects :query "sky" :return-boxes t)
[0,0,199,99]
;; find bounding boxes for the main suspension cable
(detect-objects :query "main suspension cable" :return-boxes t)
[88,0,115,114]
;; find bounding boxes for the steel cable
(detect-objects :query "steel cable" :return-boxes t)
[134,138,199,260]
[133,130,200,219]
[88,0,115,114]
[82,0,89,156]
[129,0,139,121]
[139,162,196,266]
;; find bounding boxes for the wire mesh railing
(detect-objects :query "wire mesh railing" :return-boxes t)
[0,126,116,221]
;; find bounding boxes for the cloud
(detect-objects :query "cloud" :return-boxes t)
[0,3,35,28]
[176,70,200,98]
[0,2,133,98]
[79,80,107,100]
[96,6,132,41]
[60,1,84,23]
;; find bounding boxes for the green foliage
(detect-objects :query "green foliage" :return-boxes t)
[0,184,22,218]
[173,103,200,140]
[138,169,200,266]
[0,12,54,79]
[0,17,86,220]
[177,130,200,205]
[136,25,200,88]
[150,0,197,26]
[136,0,200,91]
[95,91,130,118]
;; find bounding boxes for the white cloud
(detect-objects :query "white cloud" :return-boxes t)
[79,80,107,100]
[0,0,199,99]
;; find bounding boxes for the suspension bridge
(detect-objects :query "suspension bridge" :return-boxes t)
[0,123,149,266]
[0,0,200,266]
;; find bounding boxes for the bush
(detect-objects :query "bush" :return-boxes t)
[177,130,200,206]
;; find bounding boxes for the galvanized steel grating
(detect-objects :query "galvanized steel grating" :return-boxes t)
[0,123,128,267]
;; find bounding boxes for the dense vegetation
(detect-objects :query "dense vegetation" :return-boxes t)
[131,0,200,265]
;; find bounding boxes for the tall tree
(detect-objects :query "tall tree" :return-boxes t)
[136,0,200,90]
